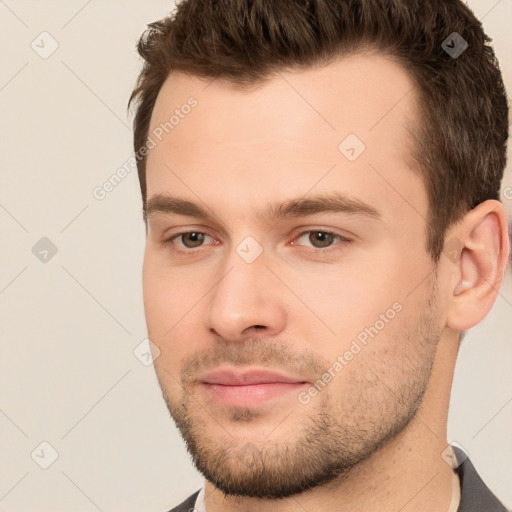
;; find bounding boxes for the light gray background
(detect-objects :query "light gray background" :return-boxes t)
[0,1,511,511]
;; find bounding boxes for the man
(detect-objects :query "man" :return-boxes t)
[128,0,510,510]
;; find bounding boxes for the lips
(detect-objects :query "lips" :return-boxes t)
[198,368,309,386]
[197,367,310,407]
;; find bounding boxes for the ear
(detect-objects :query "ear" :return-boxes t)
[445,200,510,331]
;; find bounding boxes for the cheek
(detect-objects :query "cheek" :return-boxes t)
[142,248,212,361]
[142,258,189,384]
[319,302,421,398]
[142,250,165,336]
[142,249,191,339]
[281,249,424,370]
[282,261,400,339]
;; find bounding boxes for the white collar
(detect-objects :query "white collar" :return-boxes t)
[193,484,206,512]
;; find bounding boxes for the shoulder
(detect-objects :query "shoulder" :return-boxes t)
[164,490,201,512]
[455,447,509,512]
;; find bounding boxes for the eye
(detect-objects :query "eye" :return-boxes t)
[292,230,349,249]
[170,231,213,249]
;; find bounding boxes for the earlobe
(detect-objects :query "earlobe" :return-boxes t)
[445,200,510,332]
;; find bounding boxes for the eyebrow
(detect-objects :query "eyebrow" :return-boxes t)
[145,192,382,225]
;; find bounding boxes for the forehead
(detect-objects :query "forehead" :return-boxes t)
[145,52,426,226]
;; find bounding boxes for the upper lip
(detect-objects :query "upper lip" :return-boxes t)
[198,367,309,385]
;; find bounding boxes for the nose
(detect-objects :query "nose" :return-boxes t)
[206,254,287,343]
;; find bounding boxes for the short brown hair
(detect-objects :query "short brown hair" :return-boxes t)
[128,0,508,261]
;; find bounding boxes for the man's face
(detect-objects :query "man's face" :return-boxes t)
[143,53,446,497]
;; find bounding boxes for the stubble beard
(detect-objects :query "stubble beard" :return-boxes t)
[156,285,441,499]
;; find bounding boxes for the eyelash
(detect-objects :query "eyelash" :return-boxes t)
[163,229,351,255]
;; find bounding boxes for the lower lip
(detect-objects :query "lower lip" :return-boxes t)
[201,382,308,407]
